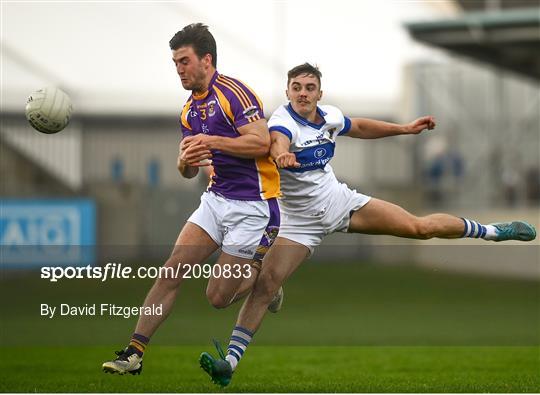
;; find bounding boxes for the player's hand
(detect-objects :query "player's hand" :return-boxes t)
[181,134,215,151]
[275,152,300,169]
[179,140,213,167]
[405,116,436,134]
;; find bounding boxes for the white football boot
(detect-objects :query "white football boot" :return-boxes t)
[102,348,143,375]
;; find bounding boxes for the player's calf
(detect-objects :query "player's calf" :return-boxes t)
[412,217,439,240]
[147,256,189,296]
[253,269,283,304]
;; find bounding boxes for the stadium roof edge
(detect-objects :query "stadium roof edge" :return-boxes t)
[405,7,540,81]
[405,7,540,30]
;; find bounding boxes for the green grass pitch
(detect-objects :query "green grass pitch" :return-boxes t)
[0,345,538,392]
[1,261,538,392]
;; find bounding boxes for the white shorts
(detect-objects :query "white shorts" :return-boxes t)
[188,191,280,260]
[278,183,370,254]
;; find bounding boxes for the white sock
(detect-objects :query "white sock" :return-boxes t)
[225,354,238,371]
[226,326,253,372]
[461,218,497,240]
[483,224,498,240]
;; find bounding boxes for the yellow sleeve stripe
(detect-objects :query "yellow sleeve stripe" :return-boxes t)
[180,99,192,131]
[250,113,261,123]
[217,76,250,110]
[220,76,264,123]
[234,78,264,111]
[213,86,235,124]
[247,113,261,123]
[218,76,251,107]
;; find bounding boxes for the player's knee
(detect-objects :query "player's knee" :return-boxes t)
[205,288,231,309]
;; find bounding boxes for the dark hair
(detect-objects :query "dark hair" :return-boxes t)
[287,63,322,87]
[169,23,217,67]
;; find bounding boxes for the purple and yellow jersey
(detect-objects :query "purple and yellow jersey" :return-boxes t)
[180,71,280,201]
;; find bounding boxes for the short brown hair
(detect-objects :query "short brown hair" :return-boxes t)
[169,23,217,68]
[287,63,322,87]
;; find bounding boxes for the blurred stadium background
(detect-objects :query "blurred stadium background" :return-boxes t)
[1,0,539,392]
[2,0,538,274]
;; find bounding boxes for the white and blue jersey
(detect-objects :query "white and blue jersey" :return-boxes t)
[267,103,371,251]
[268,103,351,211]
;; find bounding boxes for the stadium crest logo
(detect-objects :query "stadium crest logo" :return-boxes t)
[208,100,216,117]
[314,148,327,159]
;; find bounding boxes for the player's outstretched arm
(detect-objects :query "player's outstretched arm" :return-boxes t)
[182,119,271,159]
[345,115,436,139]
[270,131,300,169]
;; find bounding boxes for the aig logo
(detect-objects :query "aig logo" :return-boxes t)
[0,200,95,266]
[1,208,80,245]
[314,148,327,159]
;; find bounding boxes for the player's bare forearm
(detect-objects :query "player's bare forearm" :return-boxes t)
[347,116,436,139]
[209,134,269,158]
[270,131,300,168]
[348,118,405,139]
[182,120,271,159]
[177,156,199,179]
[270,132,290,160]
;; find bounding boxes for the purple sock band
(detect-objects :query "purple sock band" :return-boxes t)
[132,333,150,345]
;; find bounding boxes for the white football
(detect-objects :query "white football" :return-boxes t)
[25,87,73,134]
